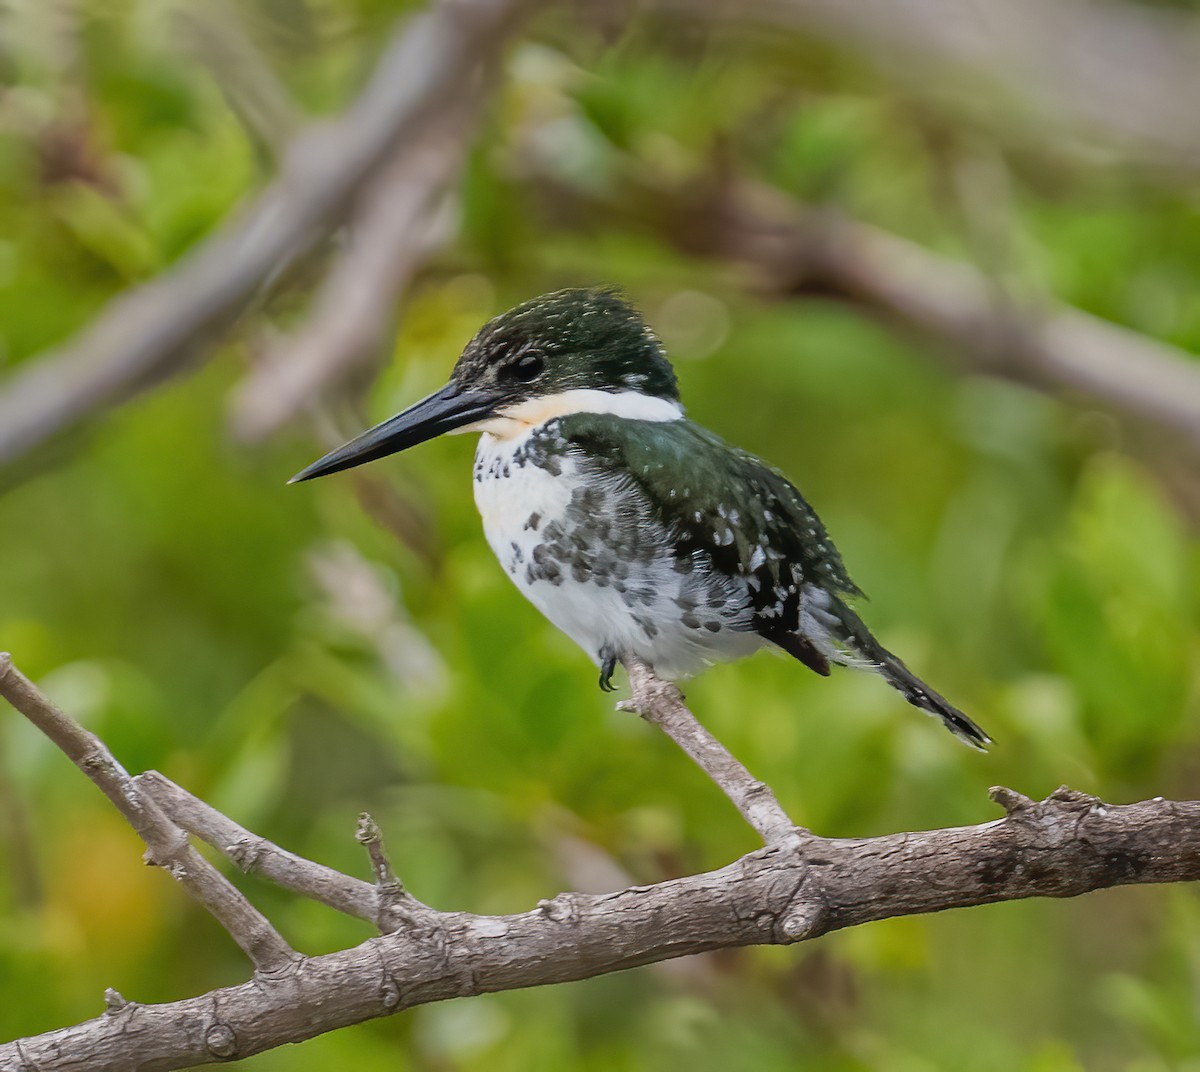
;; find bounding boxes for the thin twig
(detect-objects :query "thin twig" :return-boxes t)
[137,771,380,924]
[354,812,425,931]
[350,806,432,931]
[355,813,402,890]
[141,774,433,935]
[0,656,299,973]
[618,655,800,845]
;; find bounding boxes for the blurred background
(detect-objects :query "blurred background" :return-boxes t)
[1,0,1199,1068]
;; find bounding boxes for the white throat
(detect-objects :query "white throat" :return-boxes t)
[457,388,683,440]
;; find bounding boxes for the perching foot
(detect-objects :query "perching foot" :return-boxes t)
[598,647,618,693]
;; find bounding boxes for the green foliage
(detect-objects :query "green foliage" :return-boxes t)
[0,2,1198,1068]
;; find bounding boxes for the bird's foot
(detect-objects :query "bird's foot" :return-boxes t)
[597,647,618,693]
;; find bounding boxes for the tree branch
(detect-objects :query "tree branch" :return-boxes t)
[227,84,481,443]
[9,0,1200,471]
[136,771,381,926]
[0,0,535,467]
[754,194,1200,453]
[0,656,298,974]
[535,170,1200,454]
[674,0,1200,169]
[3,780,1198,1067]
[619,653,799,845]
[3,653,1200,1069]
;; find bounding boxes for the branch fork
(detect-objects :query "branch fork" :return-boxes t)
[4,652,1200,1069]
[0,654,300,977]
[355,813,434,933]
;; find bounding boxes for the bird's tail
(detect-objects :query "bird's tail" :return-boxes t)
[828,600,992,750]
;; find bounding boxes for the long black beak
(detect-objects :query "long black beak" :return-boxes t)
[288,382,501,483]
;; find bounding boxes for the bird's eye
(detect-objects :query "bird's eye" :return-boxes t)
[509,352,544,382]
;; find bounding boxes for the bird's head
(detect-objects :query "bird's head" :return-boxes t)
[290,287,680,482]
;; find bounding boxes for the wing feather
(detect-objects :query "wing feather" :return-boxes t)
[559,414,862,643]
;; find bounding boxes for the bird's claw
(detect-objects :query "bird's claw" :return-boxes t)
[598,649,617,693]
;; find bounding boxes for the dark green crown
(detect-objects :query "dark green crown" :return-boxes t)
[451,288,680,403]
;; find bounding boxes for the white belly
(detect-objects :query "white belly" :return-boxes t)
[472,429,764,680]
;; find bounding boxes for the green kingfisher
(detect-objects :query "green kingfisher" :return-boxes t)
[292,288,990,749]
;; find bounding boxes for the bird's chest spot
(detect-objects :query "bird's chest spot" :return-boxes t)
[473,431,664,593]
[473,432,577,578]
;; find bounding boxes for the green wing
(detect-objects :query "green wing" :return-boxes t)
[559,413,863,627]
[556,413,989,747]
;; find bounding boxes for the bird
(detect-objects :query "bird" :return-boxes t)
[291,287,990,749]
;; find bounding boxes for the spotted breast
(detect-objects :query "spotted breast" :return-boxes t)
[472,416,765,681]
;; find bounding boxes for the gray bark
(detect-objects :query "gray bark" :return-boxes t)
[1,787,1196,1071]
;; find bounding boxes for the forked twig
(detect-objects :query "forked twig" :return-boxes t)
[0,655,298,973]
[3,650,1200,1070]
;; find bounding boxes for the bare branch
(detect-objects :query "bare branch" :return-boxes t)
[0,0,535,467]
[0,656,298,973]
[780,206,1200,453]
[355,813,402,891]
[620,654,799,845]
[3,776,1198,1070]
[539,171,1200,454]
[5,650,1200,1068]
[140,773,430,935]
[137,771,380,924]
[228,85,481,442]
[676,0,1200,168]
